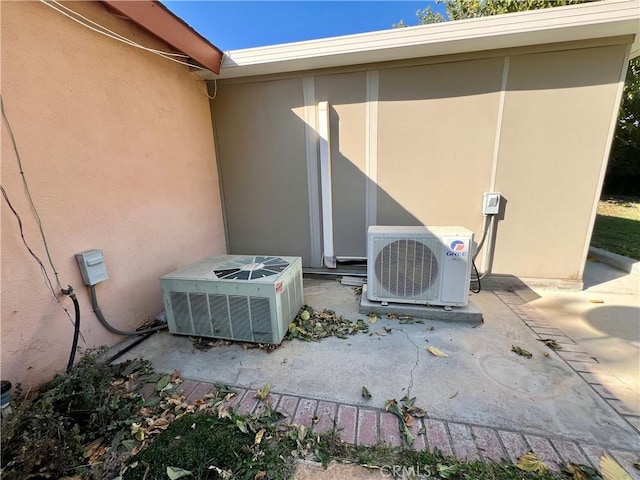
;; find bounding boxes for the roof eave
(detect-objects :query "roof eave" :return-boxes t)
[102,0,223,74]
[214,0,639,80]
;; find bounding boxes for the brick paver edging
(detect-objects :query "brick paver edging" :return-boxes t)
[493,291,640,435]
[147,379,639,478]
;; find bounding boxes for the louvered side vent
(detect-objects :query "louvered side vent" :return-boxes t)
[285,274,303,322]
[250,297,273,343]
[210,294,232,338]
[170,292,192,333]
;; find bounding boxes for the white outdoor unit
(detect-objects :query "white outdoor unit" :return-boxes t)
[367,226,474,307]
[160,255,303,344]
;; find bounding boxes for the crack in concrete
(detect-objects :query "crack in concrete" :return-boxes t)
[397,327,421,398]
[235,346,246,385]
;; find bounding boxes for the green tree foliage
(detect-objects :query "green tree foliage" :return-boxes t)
[394,0,587,27]
[394,0,639,195]
[605,58,640,195]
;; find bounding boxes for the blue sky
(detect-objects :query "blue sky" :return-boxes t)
[162,1,443,51]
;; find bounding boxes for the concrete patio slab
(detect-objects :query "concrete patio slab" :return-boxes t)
[358,284,483,324]
[517,260,640,422]
[117,268,640,459]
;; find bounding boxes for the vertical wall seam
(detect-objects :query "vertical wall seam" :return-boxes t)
[578,43,632,279]
[365,70,379,229]
[489,56,510,192]
[302,76,322,267]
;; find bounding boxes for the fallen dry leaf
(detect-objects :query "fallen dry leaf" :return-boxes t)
[589,299,605,304]
[167,466,192,479]
[427,346,449,357]
[564,463,590,480]
[537,338,563,350]
[404,414,414,427]
[255,384,271,400]
[517,452,548,474]
[511,345,532,358]
[254,428,266,445]
[600,454,632,480]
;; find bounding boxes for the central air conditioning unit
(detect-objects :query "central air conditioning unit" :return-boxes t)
[367,226,474,307]
[160,255,303,344]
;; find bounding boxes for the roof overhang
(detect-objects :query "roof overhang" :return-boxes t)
[212,0,639,80]
[102,0,223,74]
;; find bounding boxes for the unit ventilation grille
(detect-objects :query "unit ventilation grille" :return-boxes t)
[213,256,289,280]
[373,239,439,298]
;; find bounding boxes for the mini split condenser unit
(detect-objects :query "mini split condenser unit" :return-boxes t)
[160,255,303,344]
[367,226,474,307]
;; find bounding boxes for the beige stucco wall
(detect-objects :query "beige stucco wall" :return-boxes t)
[213,78,312,260]
[213,39,629,283]
[1,1,225,387]
[493,45,628,279]
[376,57,503,237]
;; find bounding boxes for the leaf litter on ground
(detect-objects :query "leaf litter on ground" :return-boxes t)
[385,396,427,447]
[187,305,368,353]
[512,345,533,358]
[537,338,563,350]
[288,305,368,341]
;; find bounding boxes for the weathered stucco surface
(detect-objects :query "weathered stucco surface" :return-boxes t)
[1,1,225,387]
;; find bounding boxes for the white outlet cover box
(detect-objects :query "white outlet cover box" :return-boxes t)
[483,192,501,215]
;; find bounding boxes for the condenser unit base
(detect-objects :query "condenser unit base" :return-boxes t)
[359,285,483,324]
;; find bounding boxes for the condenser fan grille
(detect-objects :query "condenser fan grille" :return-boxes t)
[214,256,289,280]
[374,239,439,297]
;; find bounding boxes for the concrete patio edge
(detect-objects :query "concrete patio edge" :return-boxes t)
[589,246,640,276]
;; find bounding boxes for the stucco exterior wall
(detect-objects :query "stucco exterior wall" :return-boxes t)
[212,39,629,283]
[1,1,225,387]
[493,45,627,279]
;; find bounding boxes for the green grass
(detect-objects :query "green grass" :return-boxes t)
[591,196,640,260]
[122,417,576,480]
[123,412,291,480]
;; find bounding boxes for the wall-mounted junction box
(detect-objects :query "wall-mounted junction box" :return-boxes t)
[76,249,108,286]
[482,192,501,215]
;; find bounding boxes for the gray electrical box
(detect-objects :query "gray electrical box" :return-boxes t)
[76,249,108,286]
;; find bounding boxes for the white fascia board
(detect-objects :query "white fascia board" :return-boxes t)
[217,0,640,79]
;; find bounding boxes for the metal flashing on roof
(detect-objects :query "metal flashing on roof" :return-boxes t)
[213,0,640,79]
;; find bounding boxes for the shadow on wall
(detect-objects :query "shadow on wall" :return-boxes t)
[211,74,507,267]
